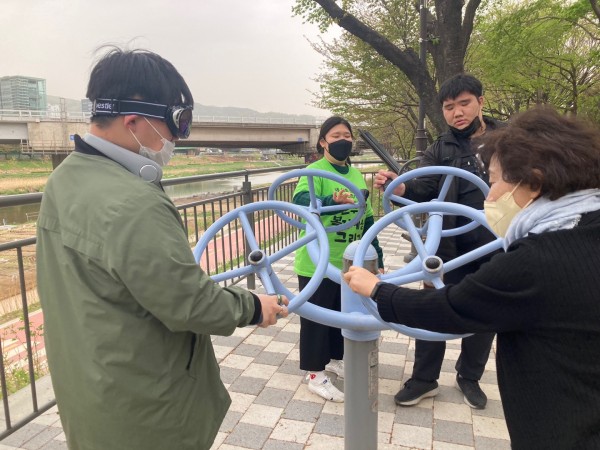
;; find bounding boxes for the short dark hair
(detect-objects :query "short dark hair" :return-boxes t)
[316,116,353,153]
[480,106,600,200]
[87,47,193,126]
[438,73,483,104]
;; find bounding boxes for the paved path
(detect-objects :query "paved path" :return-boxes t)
[1,310,46,367]
[0,227,510,450]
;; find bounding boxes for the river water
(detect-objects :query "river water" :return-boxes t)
[163,172,288,200]
[0,171,292,225]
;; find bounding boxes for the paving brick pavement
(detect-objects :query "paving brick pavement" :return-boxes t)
[0,228,510,450]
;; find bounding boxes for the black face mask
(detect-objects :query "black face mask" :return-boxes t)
[449,116,482,139]
[326,139,353,161]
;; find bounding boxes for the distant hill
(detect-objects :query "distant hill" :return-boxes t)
[194,104,321,122]
[47,95,86,113]
[46,95,322,122]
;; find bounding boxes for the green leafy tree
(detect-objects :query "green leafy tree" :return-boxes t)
[468,0,600,120]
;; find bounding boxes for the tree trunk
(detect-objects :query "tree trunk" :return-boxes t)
[591,0,600,22]
[312,0,482,136]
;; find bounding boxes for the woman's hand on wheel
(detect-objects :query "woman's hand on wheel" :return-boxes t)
[343,266,380,298]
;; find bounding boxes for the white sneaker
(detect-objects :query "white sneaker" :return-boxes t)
[325,359,344,379]
[308,374,344,402]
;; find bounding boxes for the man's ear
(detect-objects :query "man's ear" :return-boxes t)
[122,114,138,132]
[478,96,485,107]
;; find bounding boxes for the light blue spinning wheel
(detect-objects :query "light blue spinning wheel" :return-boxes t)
[352,166,504,340]
[383,165,491,237]
[193,201,330,313]
[268,168,369,284]
[268,168,367,233]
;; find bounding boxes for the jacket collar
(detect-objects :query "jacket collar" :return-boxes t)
[74,134,107,157]
[439,115,504,145]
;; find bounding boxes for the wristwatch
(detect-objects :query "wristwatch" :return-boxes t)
[370,281,385,301]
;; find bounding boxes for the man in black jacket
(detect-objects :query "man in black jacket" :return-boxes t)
[375,74,503,409]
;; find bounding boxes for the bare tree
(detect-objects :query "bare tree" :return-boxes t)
[303,0,482,134]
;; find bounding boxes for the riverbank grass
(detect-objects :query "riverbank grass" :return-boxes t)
[0,154,303,195]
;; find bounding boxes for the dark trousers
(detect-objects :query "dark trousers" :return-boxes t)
[298,276,344,372]
[413,333,495,381]
[412,260,495,382]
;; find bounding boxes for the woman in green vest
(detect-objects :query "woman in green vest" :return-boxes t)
[293,116,384,402]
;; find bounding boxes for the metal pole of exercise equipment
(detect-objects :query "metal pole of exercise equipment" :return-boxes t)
[242,175,256,290]
[405,0,428,263]
[341,242,380,450]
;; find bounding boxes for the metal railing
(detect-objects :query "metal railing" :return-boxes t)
[192,115,323,126]
[0,164,386,439]
[170,167,307,288]
[0,238,54,439]
[0,109,325,126]
[19,140,74,155]
[0,109,88,123]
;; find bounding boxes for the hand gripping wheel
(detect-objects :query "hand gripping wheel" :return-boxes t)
[193,201,330,313]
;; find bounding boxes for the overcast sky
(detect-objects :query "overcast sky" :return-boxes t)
[1,0,336,116]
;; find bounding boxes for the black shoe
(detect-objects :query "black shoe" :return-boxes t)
[394,378,439,406]
[456,374,487,409]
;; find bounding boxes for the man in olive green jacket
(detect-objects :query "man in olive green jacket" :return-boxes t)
[36,48,288,450]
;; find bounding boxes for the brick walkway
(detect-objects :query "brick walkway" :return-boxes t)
[0,228,510,450]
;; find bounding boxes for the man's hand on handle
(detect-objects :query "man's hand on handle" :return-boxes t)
[374,170,406,196]
[257,294,289,327]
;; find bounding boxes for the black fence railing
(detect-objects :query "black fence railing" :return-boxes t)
[0,237,56,440]
[0,164,387,439]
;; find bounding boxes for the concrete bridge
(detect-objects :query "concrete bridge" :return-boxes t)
[0,110,321,156]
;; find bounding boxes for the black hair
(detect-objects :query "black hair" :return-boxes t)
[437,73,483,104]
[87,46,193,126]
[316,116,353,153]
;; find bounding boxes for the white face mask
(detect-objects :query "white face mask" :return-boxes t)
[130,118,175,167]
[484,182,532,237]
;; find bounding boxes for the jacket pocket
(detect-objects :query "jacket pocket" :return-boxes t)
[186,334,198,380]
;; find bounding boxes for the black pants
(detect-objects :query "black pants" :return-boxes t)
[412,260,495,382]
[298,276,344,372]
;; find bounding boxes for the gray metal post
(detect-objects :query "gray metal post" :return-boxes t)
[241,177,256,290]
[342,242,380,450]
[405,0,428,263]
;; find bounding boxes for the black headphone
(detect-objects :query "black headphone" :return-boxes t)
[82,134,162,185]
[92,99,193,139]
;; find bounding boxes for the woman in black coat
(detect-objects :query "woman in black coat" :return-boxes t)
[343,107,600,450]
